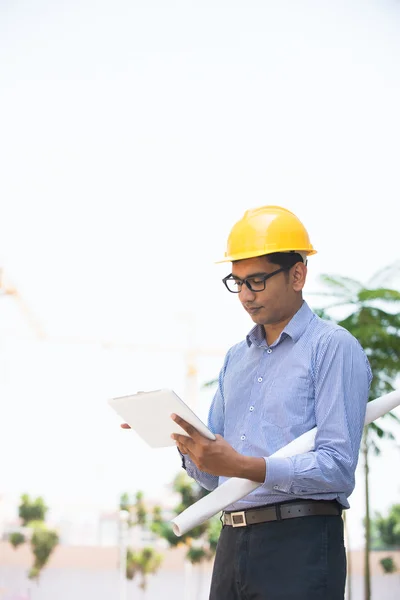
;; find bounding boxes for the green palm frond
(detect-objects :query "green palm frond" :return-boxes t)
[367,261,400,289]
[308,291,352,298]
[339,306,400,333]
[318,274,363,297]
[203,378,218,388]
[357,288,400,303]
[384,411,400,424]
[369,422,395,441]
[312,263,400,449]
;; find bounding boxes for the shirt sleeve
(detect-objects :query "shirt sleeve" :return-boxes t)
[179,350,229,491]
[262,329,372,497]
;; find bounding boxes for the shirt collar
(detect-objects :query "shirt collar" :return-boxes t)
[246,301,314,347]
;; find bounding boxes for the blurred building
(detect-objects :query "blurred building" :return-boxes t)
[0,541,399,600]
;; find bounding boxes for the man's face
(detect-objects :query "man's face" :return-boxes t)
[230,255,305,326]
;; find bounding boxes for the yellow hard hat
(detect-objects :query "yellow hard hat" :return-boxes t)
[216,205,317,263]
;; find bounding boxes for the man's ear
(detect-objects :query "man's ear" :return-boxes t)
[292,262,307,291]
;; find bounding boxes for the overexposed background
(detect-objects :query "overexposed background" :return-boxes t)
[1,0,400,550]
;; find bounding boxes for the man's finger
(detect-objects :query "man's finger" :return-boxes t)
[171,414,198,438]
[177,441,189,455]
[120,423,131,429]
[180,445,196,463]
[172,433,195,450]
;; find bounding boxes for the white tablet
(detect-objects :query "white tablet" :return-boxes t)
[108,388,216,448]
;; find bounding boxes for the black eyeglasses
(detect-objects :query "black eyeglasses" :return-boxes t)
[222,267,290,293]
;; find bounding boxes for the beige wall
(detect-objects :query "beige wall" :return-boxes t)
[2,542,400,574]
[1,543,399,600]
[0,541,193,571]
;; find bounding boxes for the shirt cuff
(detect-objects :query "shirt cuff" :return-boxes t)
[177,448,187,470]
[264,456,294,494]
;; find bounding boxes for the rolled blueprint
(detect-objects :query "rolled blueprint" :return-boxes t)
[171,389,400,536]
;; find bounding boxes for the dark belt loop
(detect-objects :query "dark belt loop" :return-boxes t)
[276,504,282,521]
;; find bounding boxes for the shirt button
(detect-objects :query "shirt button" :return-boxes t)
[257,377,263,382]
[240,435,246,441]
[273,485,279,490]
[267,349,273,354]
[249,406,254,412]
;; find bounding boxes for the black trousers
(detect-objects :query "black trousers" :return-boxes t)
[209,514,346,600]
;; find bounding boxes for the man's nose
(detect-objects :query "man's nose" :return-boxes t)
[239,283,256,302]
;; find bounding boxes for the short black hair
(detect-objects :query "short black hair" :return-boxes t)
[265,252,305,269]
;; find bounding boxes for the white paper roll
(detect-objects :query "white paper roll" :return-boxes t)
[171,390,400,536]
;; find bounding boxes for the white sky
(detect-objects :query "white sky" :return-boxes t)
[1,0,400,549]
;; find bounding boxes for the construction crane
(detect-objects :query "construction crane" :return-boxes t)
[0,267,46,339]
[0,268,225,409]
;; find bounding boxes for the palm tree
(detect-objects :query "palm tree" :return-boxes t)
[8,493,59,591]
[151,472,220,600]
[119,491,163,595]
[126,546,163,594]
[312,261,400,600]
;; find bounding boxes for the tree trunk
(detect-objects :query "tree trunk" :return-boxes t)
[184,560,192,600]
[343,510,352,600]
[363,429,371,600]
[196,562,204,600]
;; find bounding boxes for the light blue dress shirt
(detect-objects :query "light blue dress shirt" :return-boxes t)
[183,301,372,510]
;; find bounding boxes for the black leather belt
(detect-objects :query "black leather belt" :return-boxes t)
[223,500,341,527]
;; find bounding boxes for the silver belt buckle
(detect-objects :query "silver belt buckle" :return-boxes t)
[230,511,247,527]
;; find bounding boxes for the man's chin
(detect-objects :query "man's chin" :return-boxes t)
[246,308,265,324]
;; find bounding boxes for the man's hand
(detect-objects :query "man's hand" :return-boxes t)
[171,413,239,477]
[119,416,266,482]
[171,414,265,482]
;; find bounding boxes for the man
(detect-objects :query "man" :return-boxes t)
[170,206,372,600]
